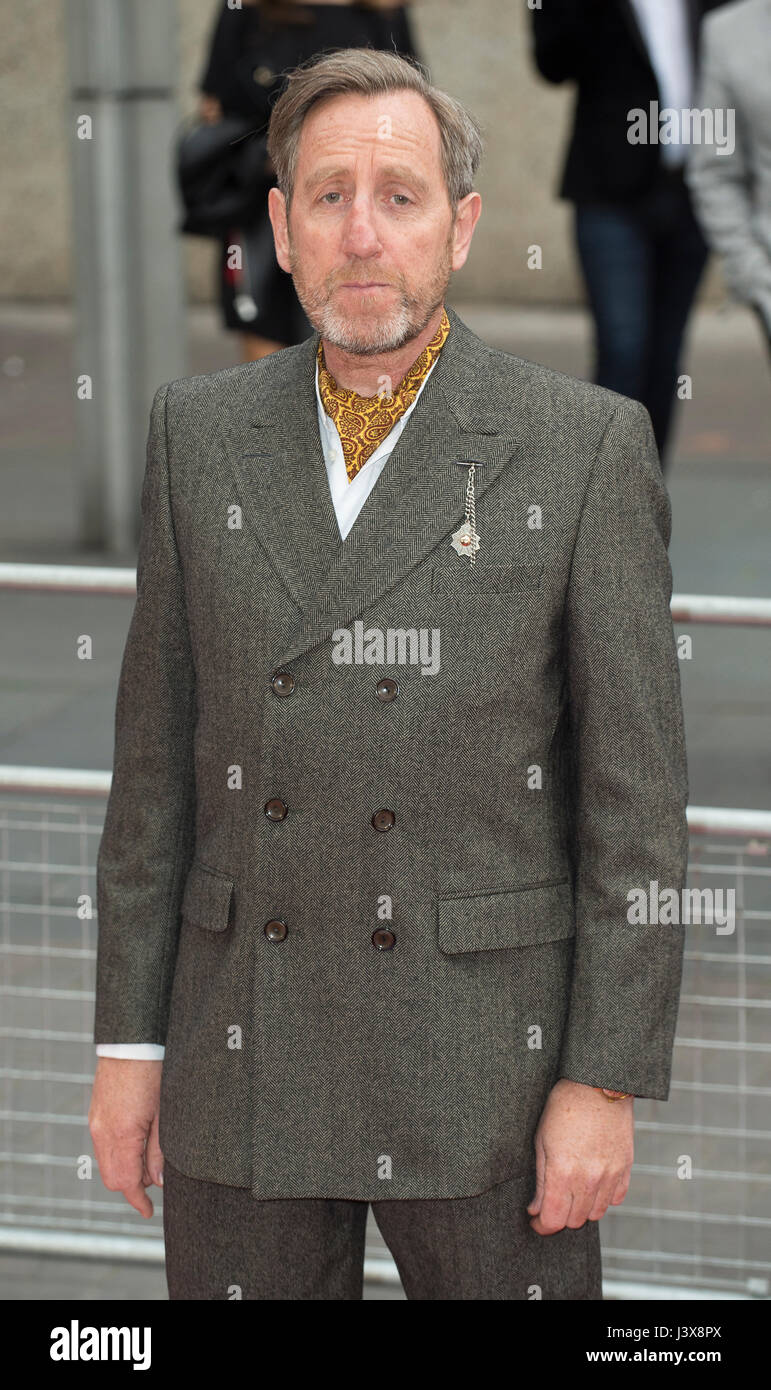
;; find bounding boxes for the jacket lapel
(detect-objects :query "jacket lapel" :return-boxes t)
[229,339,344,612]
[224,303,521,668]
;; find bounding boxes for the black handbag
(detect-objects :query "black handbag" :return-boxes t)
[175,115,273,238]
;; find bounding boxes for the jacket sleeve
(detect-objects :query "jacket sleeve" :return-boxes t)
[557,399,690,1101]
[530,0,603,83]
[685,24,771,321]
[198,1,246,97]
[94,382,197,1048]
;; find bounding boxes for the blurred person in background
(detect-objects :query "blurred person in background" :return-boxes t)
[199,0,420,361]
[686,0,771,357]
[530,0,730,467]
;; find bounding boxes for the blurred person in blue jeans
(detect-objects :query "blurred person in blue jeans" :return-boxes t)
[531,0,730,467]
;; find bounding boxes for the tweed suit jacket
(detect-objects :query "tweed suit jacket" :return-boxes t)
[94,303,690,1201]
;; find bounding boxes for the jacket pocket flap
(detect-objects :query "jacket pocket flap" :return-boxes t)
[431,561,544,595]
[437,879,575,954]
[181,860,234,932]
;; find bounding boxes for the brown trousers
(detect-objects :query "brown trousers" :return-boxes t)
[162,1160,603,1301]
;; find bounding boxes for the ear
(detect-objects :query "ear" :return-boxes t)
[451,191,482,272]
[268,186,291,273]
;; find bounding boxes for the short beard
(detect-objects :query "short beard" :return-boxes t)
[288,228,455,357]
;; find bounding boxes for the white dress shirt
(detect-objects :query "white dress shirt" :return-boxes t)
[630,0,694,167]
[314,344,440,540]
[96,346,441,1059]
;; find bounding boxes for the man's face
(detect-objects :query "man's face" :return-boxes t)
[269,89,480,355]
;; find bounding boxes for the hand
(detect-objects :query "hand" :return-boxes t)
[527,1078,634,1234]
[199,94,223,125]
[88,1058,164,1219]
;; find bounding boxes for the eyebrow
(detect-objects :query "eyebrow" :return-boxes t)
[303,164,431,196]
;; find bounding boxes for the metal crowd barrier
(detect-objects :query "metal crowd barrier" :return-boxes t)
[1,562,771,626]
[0,564,769,1298]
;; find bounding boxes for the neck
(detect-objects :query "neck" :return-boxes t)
[320,304,445,396]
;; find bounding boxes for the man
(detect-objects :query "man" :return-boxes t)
[90,48,690,1301]
[686,0,771,356]
[530,0,730,464]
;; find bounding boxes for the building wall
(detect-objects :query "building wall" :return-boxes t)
[0,0,721,305]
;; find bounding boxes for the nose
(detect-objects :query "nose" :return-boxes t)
[340,192,383,261]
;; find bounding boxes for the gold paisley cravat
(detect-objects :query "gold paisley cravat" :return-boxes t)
[317,308,450,483]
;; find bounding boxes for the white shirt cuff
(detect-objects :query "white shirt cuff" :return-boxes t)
[96,1043,165,1060]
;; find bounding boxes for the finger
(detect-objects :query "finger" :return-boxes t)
[526,1163,545,1216]
[560,1195,592,1228]
[144,1113,164,1187]
[526,1138,546,1214]
[610,1171,631,1206]
[586,1180,617,1222]
[571,1168,613,1226]
[123,1181,154,1220]
[529,1176,573,1235]
[547,1170,601,1230]
[100,1146,149,1202]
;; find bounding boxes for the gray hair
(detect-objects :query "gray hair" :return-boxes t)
[266,47,484,213]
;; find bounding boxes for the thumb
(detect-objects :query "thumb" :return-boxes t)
[143,1110,164,1188]
[527,1148,545,1215]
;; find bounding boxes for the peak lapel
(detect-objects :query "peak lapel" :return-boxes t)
[227,331,342,614]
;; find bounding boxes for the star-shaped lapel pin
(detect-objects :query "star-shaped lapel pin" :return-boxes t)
[450,460,483,565]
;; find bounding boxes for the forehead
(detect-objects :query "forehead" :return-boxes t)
[297,89,442,168]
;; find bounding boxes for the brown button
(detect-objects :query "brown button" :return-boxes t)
[264,798,288,821]
[375,678,399,703]
[371,809,395,832]
[372,928,396,951]
[264,919,288,942]
[270,670,295,697]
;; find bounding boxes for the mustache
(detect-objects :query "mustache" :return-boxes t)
[330,271,401,288]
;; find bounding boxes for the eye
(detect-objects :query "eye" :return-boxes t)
[320,190,344,204]
[391,194,411,206]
